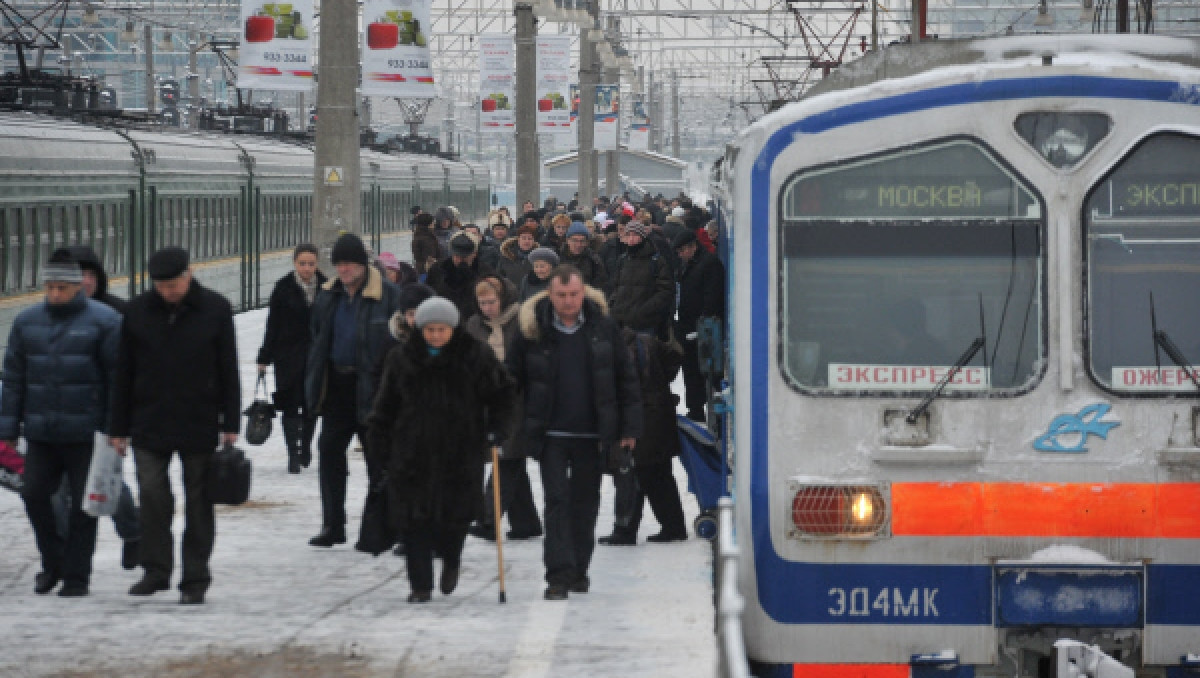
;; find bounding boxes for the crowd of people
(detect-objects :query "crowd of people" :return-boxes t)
[0,191,726,605]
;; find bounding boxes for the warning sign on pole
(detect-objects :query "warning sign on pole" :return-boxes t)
[324,166,344,186]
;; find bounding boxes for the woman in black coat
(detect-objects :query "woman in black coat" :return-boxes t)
[463,276,542,541]
[366,297,515,603]
[257,244,328,473]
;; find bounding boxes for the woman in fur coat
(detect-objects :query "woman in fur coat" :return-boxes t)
[366,297,515,603]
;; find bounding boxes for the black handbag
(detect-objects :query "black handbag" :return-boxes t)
[207,442,252,505]
[243,374,276,446]
[354,484,396,556]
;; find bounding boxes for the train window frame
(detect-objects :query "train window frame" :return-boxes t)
[1082,131,1200,399]
[775,135,1050,399]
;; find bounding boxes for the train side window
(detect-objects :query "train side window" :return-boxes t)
[1084,133,1200,395]
[778,138,1046,396]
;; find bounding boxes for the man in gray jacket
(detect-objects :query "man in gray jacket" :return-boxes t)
[0,249,121,597]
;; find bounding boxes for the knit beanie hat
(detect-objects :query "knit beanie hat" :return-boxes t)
[414,296,460,329]
[624,220,651,239]
[566,221,591,239]
[43,248,83,284]
[378,252,401,271]
[331,233,368,266]
[449,232,477,256]
[528,247,560,267]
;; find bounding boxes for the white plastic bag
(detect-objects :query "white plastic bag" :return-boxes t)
[82,440,123,517]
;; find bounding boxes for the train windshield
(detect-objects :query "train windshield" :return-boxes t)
[1085,133,1200,394]
[779,139,1045,394]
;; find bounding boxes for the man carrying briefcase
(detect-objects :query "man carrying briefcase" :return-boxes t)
[109,247,241,605]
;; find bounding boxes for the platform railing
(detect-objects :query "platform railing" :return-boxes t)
[715,496,753,678]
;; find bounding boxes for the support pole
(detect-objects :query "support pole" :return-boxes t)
[604,62,619,200]
[187,32,199,129]
[144,24,155,113]
[515,3,540,211]
[671,70,680,159]
[312,0,362,271]
[577,3,598,212]
[647,69,658,153]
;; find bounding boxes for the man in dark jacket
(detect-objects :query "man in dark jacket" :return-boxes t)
[608,220,675,339]
[506,265,642,600]
[109,246,240,605]
[1,250,121,597]
[62,245,141,570]
[560,221,609,293]
[426,232,494,319]
[673,229,726,421]
[305,233,403,548]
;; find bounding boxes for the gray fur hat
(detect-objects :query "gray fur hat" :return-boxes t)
[413,296,460,329]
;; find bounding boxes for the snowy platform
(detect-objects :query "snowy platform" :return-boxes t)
[0,308,717,678]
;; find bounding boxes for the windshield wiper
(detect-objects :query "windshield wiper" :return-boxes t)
[907,295,988,424]
[1150,291,1200,391]
[906,336,985,424]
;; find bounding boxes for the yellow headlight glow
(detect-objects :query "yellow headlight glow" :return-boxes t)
[850,491,875,524]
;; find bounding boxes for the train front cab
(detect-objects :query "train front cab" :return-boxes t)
[725,37,1200,678]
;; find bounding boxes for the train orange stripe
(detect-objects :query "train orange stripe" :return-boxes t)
[793,664,909,678]
[891,482,1200,538]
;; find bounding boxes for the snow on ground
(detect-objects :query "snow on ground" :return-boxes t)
[0,308,717,678]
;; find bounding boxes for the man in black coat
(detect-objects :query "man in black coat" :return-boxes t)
[425,232,495,319]
[507,265,642,600]
[109,246,241,605]
[673,230,726,421]
[305,233,403,548]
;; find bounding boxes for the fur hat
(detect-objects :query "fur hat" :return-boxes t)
[398,283,436,313]
[449,232,477,256]
[414,296,460,329]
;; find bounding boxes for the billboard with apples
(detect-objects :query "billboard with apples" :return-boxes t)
[536,35,572,148]
[479,35,514,136]
[238,0,315,91]
[361,0,435,97]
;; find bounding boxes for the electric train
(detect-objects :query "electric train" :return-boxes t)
[713,35,1200,678]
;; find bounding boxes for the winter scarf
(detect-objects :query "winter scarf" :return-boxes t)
[482,303,519,362]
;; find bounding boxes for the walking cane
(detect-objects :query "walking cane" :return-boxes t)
[491,445,507,603]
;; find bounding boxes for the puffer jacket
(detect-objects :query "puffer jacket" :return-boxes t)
[505,286,642,460]
[608,240,675,335]
[305,266,404,425]
[0,293,121,443]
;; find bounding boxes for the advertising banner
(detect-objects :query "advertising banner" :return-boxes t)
[361,0,435,97]
[628,96,649,151]
[594,83,619,151]
[238,0,315,91]
[478,35,514,135]
[536,35,572,147]
[569,82,579,141]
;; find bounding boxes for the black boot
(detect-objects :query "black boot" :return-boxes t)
[299,415,316,468]
[281,414,304,474]
[598,528,636,546]
[309,526,346,548]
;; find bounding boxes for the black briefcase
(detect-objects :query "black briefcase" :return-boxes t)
[207,443,252,505]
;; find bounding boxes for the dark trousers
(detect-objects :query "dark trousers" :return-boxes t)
[481,458,542,534]
[681,339,708,420]
[53,477,140,541]
[22,440,98,586]
[316,369,369,529]
[133,447,214,594]
[610,461,688,537]
[404,522,467,593]
[280,405,316,457]
[539,437,603,586]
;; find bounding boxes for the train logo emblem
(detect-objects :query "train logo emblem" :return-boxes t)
[1033,403,1120,453]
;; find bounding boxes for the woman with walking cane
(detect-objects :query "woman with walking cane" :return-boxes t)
[366,297,515,603]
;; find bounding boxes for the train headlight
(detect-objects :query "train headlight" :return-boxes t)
[790,484,889,539]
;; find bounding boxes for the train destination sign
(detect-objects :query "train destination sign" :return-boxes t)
[1111,367,1200,392]
[784,140,1040,221]
[828,364,991,391]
